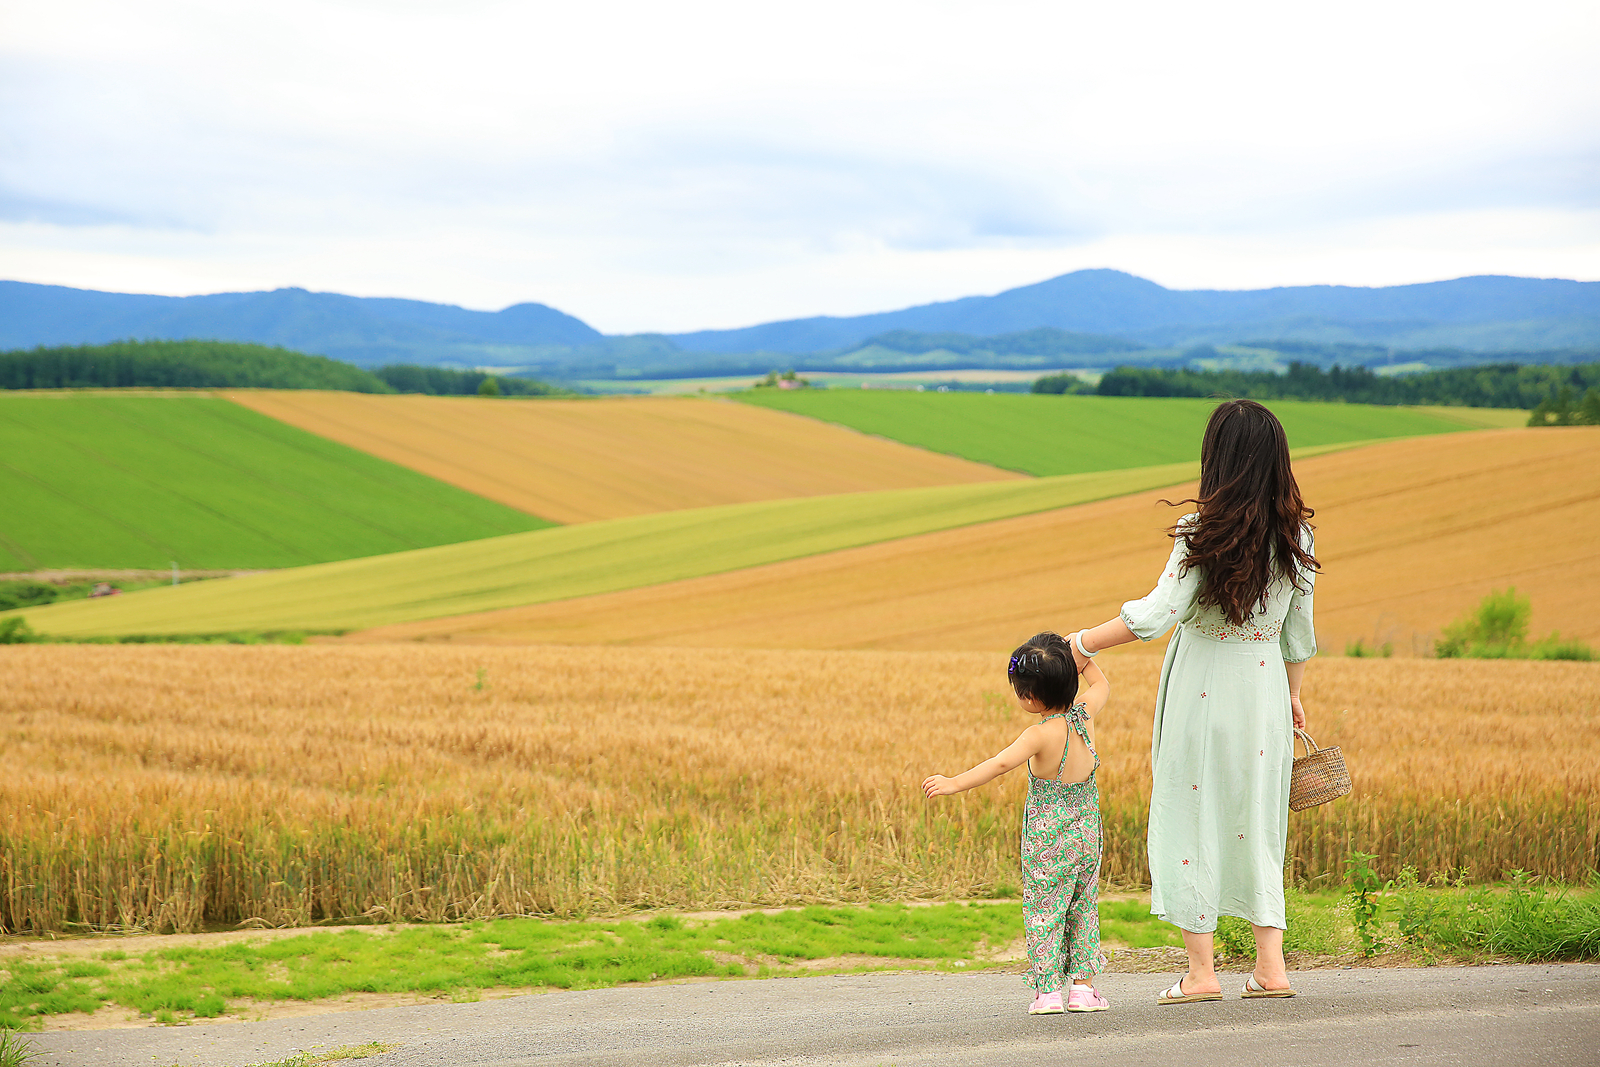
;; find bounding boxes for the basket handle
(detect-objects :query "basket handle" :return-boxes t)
[1293,727,1320,756]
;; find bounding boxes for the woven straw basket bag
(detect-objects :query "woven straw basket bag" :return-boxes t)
[1289,727,1351,811]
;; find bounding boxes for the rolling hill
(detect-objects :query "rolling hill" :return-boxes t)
[225,391,1021,524]
[342,428,1600,654]
[2,462,1207,637]
[0,394,550,570]
[736,391,1478,475]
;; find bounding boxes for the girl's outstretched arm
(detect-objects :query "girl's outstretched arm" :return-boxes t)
[923,729,1042,798]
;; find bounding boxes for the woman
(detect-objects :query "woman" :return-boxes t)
[1067,399,1318,1003]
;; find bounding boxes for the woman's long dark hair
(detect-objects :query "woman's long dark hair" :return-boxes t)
[1164,399,1319,626]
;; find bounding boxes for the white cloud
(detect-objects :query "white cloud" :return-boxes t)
[1,0,1596,331]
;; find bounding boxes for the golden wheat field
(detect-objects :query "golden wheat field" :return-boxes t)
[225,391,1019,523]
[1,644,1593,935]
[347,427,1600,653]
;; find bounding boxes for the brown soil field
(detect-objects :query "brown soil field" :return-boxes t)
[225,391,1020,523]
[1,645,1593,934]
[345,427,1600,654]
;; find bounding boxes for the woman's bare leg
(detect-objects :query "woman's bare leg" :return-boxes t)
[1251,924,1290,989]
[1180,929,1222,994]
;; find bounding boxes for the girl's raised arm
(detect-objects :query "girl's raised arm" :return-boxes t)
[923,729,1042,798]
[1076,659,1110,718]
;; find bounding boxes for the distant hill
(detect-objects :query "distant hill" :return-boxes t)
[3,270,1597,374]
[0,282,602,367]
[665,270,1600,354]
[0,339,562,396]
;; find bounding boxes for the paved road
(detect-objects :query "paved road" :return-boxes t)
[23,965,1600,1067]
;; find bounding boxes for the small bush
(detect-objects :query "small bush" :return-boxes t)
[1344,638,1392,658]
[0,581,59,612]
[1436,588,1594,660]
[0,618,38,644]
[1031,372,1097,395]
[1528,385,1600,426]
[752,370,811,389]
[1530,635,1597,662]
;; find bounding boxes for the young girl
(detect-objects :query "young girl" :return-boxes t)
[923,631,1110,1015]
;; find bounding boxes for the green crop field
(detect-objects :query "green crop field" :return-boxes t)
[7,459,1222,637]
[0,395,551,570]
[737,391,1476,475]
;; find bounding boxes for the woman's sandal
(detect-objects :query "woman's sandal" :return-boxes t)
[1157,979,1223,1004]
[1241,975,1297,999]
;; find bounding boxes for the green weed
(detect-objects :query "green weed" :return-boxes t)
[0,1029,38,1067]
[1345,852,1387,957]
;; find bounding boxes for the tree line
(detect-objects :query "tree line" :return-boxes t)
[1034,361,1600,417]
[0,340,562,397]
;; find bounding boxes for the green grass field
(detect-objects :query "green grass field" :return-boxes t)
[737,392,1477,475]
[0,395,551,570]
[6,460,1215,637]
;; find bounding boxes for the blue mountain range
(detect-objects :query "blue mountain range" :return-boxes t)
[3,269,1596,373]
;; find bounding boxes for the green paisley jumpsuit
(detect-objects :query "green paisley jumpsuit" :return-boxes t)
[1021,701,1106,991]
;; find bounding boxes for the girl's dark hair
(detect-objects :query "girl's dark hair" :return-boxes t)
[1008,632,1078,710]
[1163,399,1320,626]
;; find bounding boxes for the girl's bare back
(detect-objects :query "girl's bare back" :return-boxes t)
[1028,716,1096,784]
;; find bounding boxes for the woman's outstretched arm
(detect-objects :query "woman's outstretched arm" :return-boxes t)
[1069,619,1137,671]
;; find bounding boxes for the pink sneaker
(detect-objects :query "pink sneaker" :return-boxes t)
[1028,991,1065,1015]
[1067,985,1109,1012]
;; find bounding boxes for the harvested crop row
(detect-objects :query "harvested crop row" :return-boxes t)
[1,644,1593,934]
[227,391,1022,524]
[348,427,1600,653]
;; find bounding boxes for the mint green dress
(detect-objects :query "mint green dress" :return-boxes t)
[1120,517,1316,933]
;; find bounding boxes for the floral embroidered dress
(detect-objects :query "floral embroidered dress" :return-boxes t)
[1121,516,1317,934]
[1020,701,1106,991]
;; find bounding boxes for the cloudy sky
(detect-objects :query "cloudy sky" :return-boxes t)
[2,0,1596,332]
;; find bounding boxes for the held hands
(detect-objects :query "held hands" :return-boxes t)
[922,774,958,798]
[1289,693,1307,731]
[1067,630,1091,672]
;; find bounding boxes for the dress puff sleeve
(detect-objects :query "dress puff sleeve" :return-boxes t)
[1280,527,1317,663]
[1120,517,1203,642]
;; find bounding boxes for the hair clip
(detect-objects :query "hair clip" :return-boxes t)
[1008,650,1041,676]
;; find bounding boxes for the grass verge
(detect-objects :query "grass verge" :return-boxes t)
[6,888,1596,1030]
